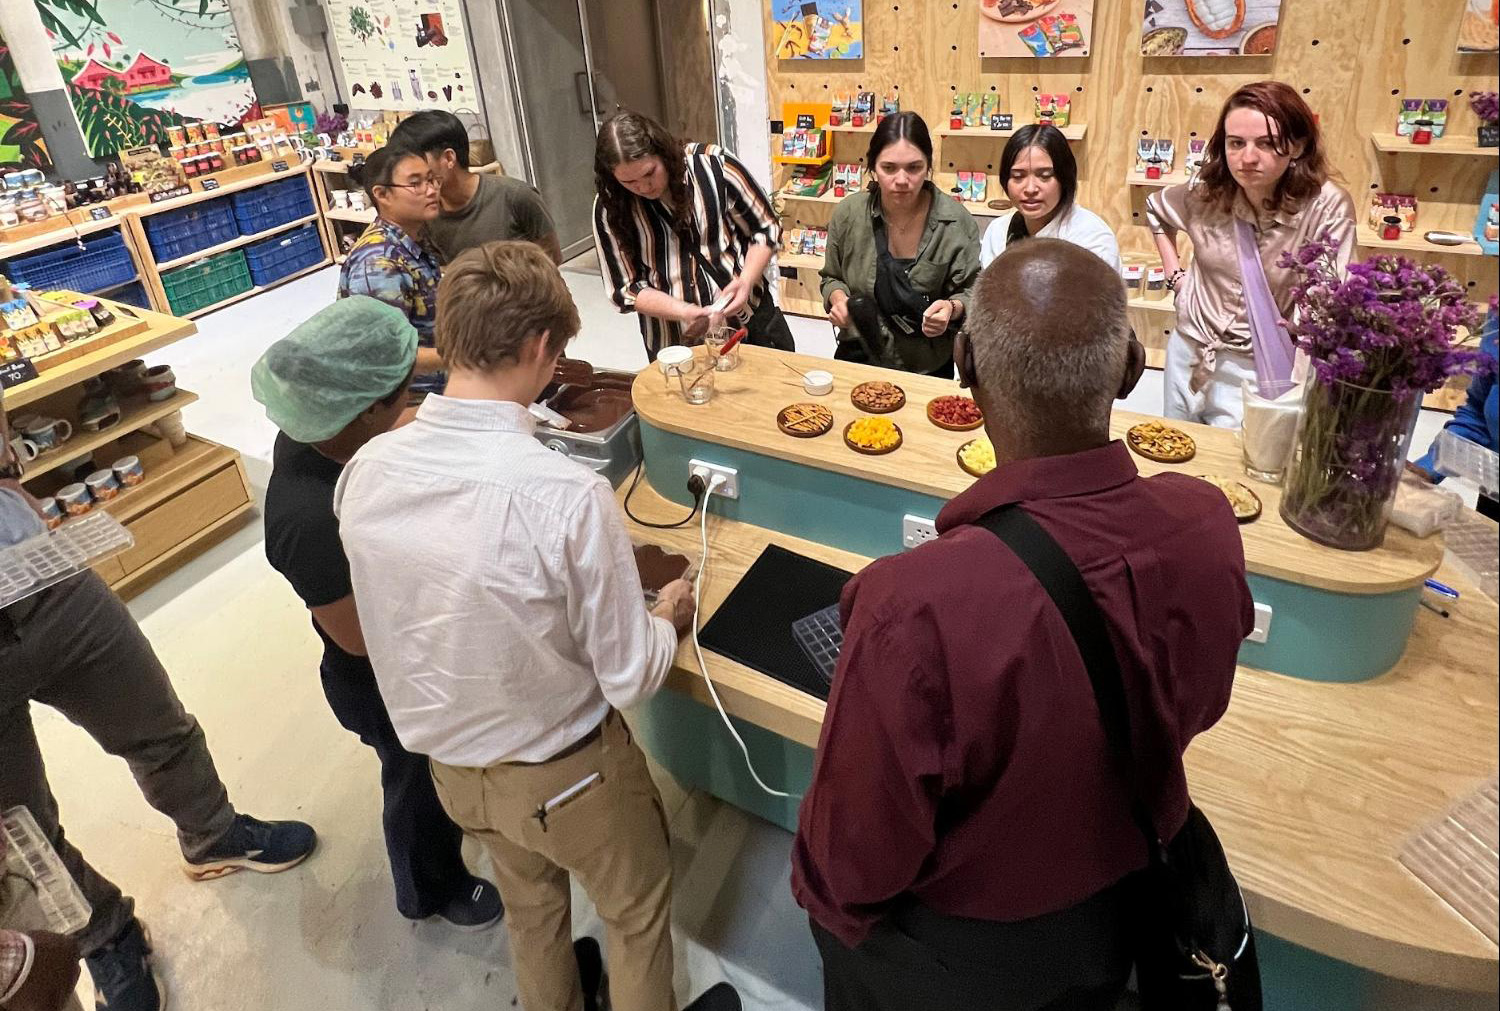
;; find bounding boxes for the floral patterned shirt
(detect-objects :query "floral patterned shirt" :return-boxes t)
[337,218,444,395]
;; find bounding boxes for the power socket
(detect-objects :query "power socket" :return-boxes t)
[902,514,938,550]
[688,460,739,500]
[1245,602,1273,644]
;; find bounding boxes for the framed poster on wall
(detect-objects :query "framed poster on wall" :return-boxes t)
[35,0,257,157]
[1457,0,1498,53]
[977,1,1093,59]
[325,0,478,112]
[1139,0,1283,57]
[772,2,863,60]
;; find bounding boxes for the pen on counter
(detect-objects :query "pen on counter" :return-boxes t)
[1419,599,1450,619]
[1424,578,1459,599]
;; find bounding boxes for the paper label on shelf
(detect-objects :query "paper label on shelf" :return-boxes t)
[200,178,221,191]
[88,206,112,220]
[0,359,39,388]
[272,160,289,172]
[149,185,192,203]
[796,114,816,129]
[990,114,1014,131]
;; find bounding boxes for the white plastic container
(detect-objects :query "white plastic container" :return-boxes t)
[802,369,834,396]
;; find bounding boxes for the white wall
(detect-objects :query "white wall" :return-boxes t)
[0,0,65,92]
[713,0,771,191]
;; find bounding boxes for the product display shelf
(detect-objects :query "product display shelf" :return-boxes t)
[1125,171,1192,188]
[779,294,828,320]
[323,207,377,225]
[6,297,252,597]
[0,215,128,260]
[1370,133,1500,157]
[154,214,321,272]
[779,252,823,270]
[772,152,834,167]
[19,390,200,482]
[779,190,847,207]
[1355,223,1486,256]
[936,123,1087,141]
[622,345,1496,1004]
[824,123,876,133]
[1126,293,1177,313]
[180,260,331,320]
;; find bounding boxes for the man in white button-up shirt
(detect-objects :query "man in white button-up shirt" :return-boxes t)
[335,241,703,1011]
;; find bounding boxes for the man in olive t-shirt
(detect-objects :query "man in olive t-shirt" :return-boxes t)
[391,110,563,265]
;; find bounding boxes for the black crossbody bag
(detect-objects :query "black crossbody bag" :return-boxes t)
[975,504,1262,1011]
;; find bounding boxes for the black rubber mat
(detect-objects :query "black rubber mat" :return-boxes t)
[697,544,855,701]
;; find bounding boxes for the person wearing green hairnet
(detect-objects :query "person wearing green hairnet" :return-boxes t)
[252,296,503,930]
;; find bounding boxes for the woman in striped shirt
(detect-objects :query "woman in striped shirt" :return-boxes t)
[593,111,795,357]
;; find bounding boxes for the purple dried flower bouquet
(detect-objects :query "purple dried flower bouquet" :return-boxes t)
[1274,232,1489,549]
[1471,91,1499,125]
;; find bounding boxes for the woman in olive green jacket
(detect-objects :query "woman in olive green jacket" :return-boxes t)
[820,112,980,378]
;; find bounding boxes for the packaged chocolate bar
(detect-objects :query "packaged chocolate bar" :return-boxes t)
[1039,12,1084,52]
[1052,94,1071,128]
[982,93,999,124]
[1018,22,1052,57]
[970,174,987,202]
[1135,137,1155,174]
[965,93,984,127]
[881,92,901,116]
[1155,138,1176,173]
[1035,93,1056,125]
[1424,99,1448,138]
[1185,138,1207,177]
[1121,264,1145,291]
[814,230,828,256]
[1396,98,1423,137]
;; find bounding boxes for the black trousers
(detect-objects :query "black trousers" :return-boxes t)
[745,297,796,351]
[813,879,1135,1011]
[318,662,468,918]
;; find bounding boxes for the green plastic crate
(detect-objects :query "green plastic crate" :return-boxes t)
[160,249,253,316]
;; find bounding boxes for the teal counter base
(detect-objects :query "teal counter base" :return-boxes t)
[637,691,1489,1011]
[642,420,1422,683]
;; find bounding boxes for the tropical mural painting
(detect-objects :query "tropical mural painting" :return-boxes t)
[34,0,260,157]
[0,31,52,172]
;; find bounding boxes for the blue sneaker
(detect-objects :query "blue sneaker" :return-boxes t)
[182,814,317,881]
[86,919,166,1011]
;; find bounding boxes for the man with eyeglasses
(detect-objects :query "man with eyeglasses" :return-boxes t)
[338,142,446,404]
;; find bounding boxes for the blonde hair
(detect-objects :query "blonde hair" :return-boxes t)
[436,241,580,370]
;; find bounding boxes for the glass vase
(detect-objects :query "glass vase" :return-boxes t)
[1279,379,1421,551]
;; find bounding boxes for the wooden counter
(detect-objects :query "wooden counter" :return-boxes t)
[633,346,1441,596]
[619,476,1499,992]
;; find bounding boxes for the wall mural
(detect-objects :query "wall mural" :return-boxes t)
[0,31,51,171]
[34,0,259,157]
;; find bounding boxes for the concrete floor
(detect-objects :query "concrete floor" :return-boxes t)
[34,256,1468,1009]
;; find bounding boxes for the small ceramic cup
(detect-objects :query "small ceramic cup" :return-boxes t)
[143,365,177,402]
[112,455,145,487]
[84,468,120,501]
[106,359,147,394]
[80,403,122,433]
[56,483,92,516]
[37,496,64,530]
[349,190,369,211]
[331,189,351,209]
[20,417,71,451]
[8,434,38,462]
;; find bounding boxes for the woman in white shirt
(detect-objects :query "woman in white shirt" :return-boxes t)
[979,125,1120,272]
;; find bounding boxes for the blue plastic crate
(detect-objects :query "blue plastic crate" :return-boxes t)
[143,198,238,263]
[231,176,315,235]
[110,280,151,310]
[4,230,136,294]
[244,223,325,286]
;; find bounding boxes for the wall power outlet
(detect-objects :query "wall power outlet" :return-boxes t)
[902,514,938,550]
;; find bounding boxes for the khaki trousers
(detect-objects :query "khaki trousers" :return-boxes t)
[430,711,675,1011]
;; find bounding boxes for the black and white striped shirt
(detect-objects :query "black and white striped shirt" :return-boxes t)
[593,143,781,356]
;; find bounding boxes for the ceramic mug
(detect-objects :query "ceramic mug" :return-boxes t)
[56,483,92,516]
[106,359,147,394]
[348,190,369,211]
[112,455,145,487]
[20,417,71,451]
[85,468,121,501]
[143,365,177,402]
[8,434,38,462]
[80,404,122,433]
[37,496,64,530]
[331,189,350,209]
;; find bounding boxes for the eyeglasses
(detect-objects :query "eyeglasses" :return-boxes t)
[385,177,439,193]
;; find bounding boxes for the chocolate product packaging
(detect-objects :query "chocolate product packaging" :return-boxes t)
[1155,138,1176,173]
[1018,22,1052,57]
[1424,99,1448,138]
[1397,98,1423,136]
[1035,93,1056,124]
[1052,94,1071,128]
[1135,136,1155,174]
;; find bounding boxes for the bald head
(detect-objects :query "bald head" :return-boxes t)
[965,239,1132,453]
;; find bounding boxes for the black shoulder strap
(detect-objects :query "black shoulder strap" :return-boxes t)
[973,504,1161,848]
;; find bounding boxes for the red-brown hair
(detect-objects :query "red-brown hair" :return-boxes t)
[1194,81,1332,215]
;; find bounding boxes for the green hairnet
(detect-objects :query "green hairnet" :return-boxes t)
[251,297,419,443]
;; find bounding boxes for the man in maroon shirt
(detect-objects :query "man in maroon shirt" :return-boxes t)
[791,239,1254,1011]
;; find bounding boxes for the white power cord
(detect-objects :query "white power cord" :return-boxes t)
[690,472,799,800]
